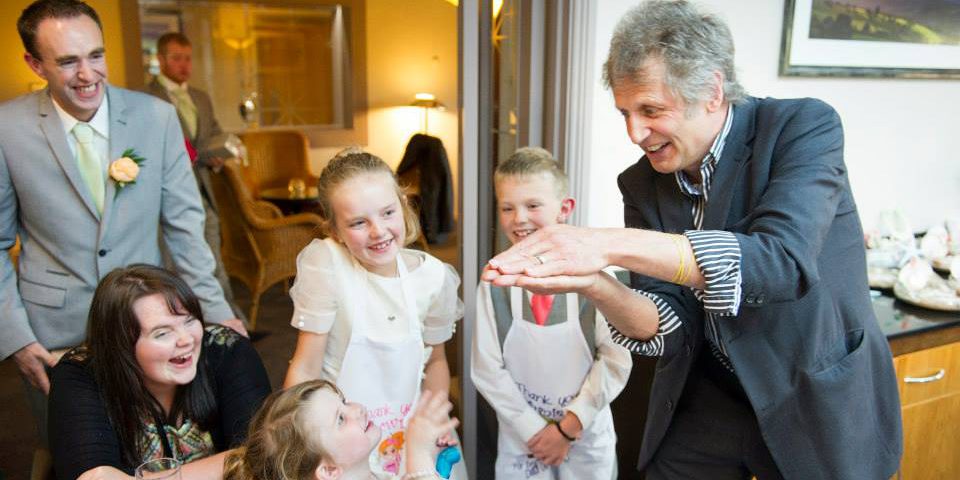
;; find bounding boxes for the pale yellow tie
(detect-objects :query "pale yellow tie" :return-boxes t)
[72,123,104,213]
[169,88,198,139]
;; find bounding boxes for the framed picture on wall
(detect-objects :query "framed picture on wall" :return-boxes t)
[779,0,960,79]
[139,8,182,80]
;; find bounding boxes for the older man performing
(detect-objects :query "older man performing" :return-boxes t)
[484,1,901,479]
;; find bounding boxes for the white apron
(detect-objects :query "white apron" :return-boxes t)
[495,288,617,480]
[335,254,467,479]
[337,255,424,477]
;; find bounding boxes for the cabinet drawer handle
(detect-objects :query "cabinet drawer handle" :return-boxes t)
[904,369,946,384]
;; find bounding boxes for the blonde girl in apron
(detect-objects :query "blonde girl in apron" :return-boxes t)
[284,150,466,479]
[472,284,632,479]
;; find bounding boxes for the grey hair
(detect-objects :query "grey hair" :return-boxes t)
[602,0,746,106]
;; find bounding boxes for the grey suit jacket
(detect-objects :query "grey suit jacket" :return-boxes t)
[0,85,233,359]
[619,97,902,479]
[143,77,222,148]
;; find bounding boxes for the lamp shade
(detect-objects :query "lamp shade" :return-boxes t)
[410,93,445,110]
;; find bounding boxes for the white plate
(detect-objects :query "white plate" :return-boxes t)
[893,279,960,312]
[931,255,956,273]
[868,267,897,290]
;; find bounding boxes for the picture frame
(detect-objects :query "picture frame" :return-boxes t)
[138,8,182,80]
[779,0,960,79]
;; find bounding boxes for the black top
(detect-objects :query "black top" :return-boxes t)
[48,325,271,480]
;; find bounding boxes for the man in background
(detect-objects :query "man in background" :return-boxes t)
[144,32,244,321]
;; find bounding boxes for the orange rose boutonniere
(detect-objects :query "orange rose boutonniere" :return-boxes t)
[109,149,145,188]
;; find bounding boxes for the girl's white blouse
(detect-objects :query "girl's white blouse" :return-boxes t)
[289,238,463,380]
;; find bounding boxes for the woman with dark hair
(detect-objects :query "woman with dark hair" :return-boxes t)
[48,264,271,480]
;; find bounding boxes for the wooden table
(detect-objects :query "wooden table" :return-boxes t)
[876,292,960,356]
[875,289,960,480]
[259,186,321,214]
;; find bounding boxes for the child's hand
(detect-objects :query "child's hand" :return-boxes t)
[436,432,458,448]
[482,262,519,286]
[526,423,571,466]
[406,390,460,472]
[516,271,602,296]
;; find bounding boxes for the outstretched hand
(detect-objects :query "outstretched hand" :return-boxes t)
[483,225,612,293]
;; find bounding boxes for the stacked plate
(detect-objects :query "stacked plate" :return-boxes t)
[893,257,960,312]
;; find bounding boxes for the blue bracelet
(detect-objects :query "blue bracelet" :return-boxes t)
[435,446,462,478]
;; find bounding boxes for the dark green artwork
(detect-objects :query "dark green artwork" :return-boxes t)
[810,0,960,45]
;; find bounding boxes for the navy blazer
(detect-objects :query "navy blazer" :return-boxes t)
[618,97,902,479]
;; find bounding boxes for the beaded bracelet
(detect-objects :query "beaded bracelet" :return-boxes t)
[403,470,439,480]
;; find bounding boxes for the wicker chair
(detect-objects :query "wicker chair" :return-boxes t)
[237,129,318,197]
[209,159,323,330]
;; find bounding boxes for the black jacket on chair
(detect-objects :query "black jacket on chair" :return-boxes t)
[398,134,455,244]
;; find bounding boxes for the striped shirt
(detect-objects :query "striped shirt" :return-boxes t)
[611,104,742,368]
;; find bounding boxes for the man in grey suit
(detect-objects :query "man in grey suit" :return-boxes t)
[0,0,244,450]
[143,32,244,321]
[484,1,901,478]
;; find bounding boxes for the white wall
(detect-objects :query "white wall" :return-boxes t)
[587,0,960,233]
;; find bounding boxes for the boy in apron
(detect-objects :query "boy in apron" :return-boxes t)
[472,147,632,479]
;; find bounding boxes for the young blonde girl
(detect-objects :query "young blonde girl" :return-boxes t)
[284,150,464,478]
[223,380,458,480]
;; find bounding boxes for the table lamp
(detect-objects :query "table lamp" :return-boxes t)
[410,92,445,134]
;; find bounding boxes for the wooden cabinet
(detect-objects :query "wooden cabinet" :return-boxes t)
[894,342,960,479]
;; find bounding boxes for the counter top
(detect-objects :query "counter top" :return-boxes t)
[874,292,960,356]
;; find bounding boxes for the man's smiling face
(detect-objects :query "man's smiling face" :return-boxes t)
[613,58,724,179]
[26,14,106,121]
